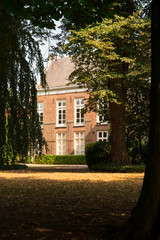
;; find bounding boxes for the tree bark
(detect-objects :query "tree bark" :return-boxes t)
[109,101,129,164]
[109,77,129,164]
[108,1,160,239]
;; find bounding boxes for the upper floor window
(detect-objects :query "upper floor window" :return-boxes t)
[37,102,44,127]
[97,101,108,124]
[75,98,85,126]
[57,100,66,127]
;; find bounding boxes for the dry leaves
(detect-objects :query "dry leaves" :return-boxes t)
[0,168,144,240]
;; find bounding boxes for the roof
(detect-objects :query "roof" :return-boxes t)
[37,56,76,89]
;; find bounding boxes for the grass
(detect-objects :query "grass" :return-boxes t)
[0,166,144,240]
[89,163,146,173]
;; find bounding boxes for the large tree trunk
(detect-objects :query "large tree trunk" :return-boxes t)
[109,78,129,165]
[109,101,129,165]
[107,1,160,239]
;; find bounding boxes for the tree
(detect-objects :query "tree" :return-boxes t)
[52,0,151,164]
[0,0,151,165]
[0,6,47,164]
[104,0,160,239]
[59,13,150,164]
[0,0,115,164]
[126,86,150,162]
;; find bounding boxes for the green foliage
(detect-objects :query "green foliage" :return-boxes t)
[89,163,145,173]
[34,155,86,165]
[127,140,148,164]
[126,88,150,154]
[0,8,47,165]
[85,141,111,169]
[61,12,151,158]
[64,12,151,101]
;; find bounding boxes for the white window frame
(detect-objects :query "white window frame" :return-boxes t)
[37,102,44,127]
[74,98,85,126]
[57,100,66,127]
[97,131,108,142]
[97,101,108,124]
[74,132,85,155]
[56,133,66,155]
[97,114,108,124]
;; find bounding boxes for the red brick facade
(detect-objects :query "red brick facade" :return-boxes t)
[37,57,109,155]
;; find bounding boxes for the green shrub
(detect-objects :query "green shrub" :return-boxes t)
[85,141,111,169]
[127,140,148,164]
[34,155,86,165]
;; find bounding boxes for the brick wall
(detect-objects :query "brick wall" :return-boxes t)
[37,89,109,155]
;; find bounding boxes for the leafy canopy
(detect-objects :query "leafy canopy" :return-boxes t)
[63,12,150,106]
[0,8,47,164]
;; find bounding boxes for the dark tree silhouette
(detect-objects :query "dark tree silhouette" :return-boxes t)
[108,0,160,239]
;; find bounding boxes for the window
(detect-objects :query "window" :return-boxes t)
[97,101,108,124]
[97,131,108,142]
[75,98,85,126]
[57,100,66,127]
[37,102,44,127]
[74,132,85,155]
[57,133,66,155]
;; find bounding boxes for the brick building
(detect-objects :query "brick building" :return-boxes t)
[37,56,109,155]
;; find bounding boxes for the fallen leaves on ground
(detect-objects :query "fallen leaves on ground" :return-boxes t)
[0,168,144,240]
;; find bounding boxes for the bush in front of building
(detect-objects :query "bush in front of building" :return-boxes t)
[34,155,86,165]
[85,141,111,169]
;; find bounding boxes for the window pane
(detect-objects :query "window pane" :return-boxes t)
[57,101,66,126]
[75,99,85,126]
[97,131,108,142]
[74,132,85,155]
[37,103,44,126]
[99,132,102,138]
[57,133,66,155]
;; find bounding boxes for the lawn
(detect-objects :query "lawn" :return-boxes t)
[0,166,144,240]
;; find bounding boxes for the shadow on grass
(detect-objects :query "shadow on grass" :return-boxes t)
[0,172,143,240]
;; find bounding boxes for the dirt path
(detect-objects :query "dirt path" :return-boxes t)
[0,166,144,240]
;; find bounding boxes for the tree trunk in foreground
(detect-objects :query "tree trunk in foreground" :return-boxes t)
[108,1,160,239]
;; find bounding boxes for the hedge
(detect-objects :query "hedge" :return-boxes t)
[34,155,86,165]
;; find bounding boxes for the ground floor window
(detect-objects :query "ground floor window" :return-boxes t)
[57,133,66,155]
[74,132,85,155]
[97,131,108,142]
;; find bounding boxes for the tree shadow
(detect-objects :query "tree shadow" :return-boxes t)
[0,172,143,239]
